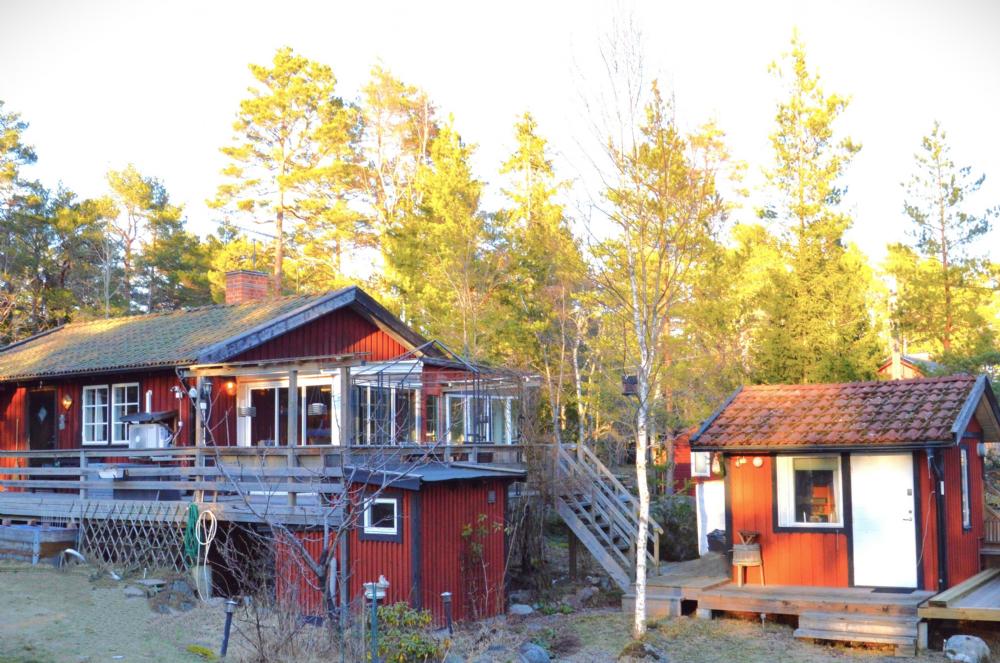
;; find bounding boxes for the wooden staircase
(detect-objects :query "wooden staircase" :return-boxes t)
[794,611,924,656]
[553,443,662,591]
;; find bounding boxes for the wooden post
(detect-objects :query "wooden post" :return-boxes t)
[568,532,579,579]
[287,370,298,507]
[339,532,349,629]
[79,449,88,500]
[338,367,351,459]
[194,376,205,503]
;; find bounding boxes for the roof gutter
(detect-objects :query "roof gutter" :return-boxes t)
[690,440,956,454]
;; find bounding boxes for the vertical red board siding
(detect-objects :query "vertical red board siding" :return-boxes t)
[0,387,27,491]
[347,489,415,609]
[944,419,985,586]
[275,530,337,616]
[916,449,940,590]
[727,454,849,587]
[420,480,507,624]
[52,371,191,450]
[232,308,408,363]
[205,377,237,447]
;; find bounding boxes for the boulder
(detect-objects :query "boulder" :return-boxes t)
[509,589,534,604]
[509,603,534,616]
[123,586,147,598]
[518,642,551,663]
[944,635,990,663]
[568,586,599,608]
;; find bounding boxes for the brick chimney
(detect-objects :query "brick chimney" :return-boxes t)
[225,270,270,304]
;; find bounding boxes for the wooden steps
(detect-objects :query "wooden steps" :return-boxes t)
[552,444,663,592]
[793,611,922,656]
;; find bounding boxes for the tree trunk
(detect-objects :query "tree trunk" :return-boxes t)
[273,205,284,295]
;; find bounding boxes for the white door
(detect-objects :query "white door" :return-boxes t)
[851,453,918,588]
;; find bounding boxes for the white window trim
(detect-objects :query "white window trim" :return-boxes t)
[363,497,399,535]
[81,385,110,446]
[775,455,844,528]
[961,447,971,530]
[691,451,712,478]
[444,393,519,445]
[111,382,140,445]
[237,375,338,447]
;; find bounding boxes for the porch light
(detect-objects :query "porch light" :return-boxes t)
[61,393,73,410]
[224,381,237,396]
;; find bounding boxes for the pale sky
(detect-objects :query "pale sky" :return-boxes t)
[2,0,999,267]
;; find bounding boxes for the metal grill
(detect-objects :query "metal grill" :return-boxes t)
[78,502,188,573]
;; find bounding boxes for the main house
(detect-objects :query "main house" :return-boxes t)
[689,376,1000,592]
[0,270,527,624]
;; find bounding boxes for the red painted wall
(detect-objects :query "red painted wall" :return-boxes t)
[275,529,337,617]
[233,308,408,363]
[726,454,850,587]
[347,489,417,609]
[420,480,507,624]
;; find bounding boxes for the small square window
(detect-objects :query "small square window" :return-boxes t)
[361,496,402,541]
[691,452,711,477]
[776,455,843,528]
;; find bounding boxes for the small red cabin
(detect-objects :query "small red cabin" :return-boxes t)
[689,376,1000,592]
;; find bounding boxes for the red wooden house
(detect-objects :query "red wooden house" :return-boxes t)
[689,376,1000,592]
[0,270,525,624]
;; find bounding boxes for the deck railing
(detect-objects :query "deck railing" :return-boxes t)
[985,504,1000,545]
[0,442,525,507]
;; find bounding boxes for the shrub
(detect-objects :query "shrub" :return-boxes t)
[375,602,445,663]
[649,493,698,561]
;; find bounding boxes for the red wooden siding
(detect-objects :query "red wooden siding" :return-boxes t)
[275,530,337,616]
[0,386,27,489]
[726,455,850,587]
[420,480,507,624]
[945,421,985,586]
[916,449,940,589]
[347,489,416,609]
[233,308,408,363]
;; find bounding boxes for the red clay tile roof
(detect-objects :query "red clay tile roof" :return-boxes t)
[690,376,980,451]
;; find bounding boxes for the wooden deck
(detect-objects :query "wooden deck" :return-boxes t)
[919,568,1000,622]
[624,560,933,655]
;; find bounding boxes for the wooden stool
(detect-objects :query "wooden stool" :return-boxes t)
[733,530,764,587]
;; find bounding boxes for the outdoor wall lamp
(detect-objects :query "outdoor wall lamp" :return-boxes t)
[61,393,73,410]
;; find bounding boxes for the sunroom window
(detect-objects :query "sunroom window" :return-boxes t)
[776,455,843,527]
[111,383,140,444]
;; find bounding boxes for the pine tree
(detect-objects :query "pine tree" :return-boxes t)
[384,121,498,358]
[211,47,362,294]
[497,112,586,442]
[888,121,998,356]
[754,33,881,384]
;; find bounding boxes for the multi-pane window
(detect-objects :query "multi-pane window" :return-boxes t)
[776,455,843,527]
[363,498,399,535]
[424,395,439,442]
[246,381,335,447]
[111,383,140,444]
[445,394,520,444]
[82,386,109,445]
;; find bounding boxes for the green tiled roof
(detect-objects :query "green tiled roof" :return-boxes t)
[0,292,337,381]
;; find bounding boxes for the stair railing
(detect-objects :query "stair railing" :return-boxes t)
[556,443,661,572]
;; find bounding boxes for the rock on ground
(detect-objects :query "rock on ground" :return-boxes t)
[518,641,551,663]
[945,635,991,663]
[509,603,534,616]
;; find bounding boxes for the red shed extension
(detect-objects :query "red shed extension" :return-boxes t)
[275,463,522,626]
[690,376,1000,592]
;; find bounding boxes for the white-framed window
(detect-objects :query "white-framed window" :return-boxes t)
[82,385,109,445]
[776,455,843,528]
[111,382,140,444]
[444,394,519,445]
[363,497,399,536]
[238,375,339,447]
[691,451,711,477]
[961,447,971,530]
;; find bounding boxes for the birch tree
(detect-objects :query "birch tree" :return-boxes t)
[594,80,729,637]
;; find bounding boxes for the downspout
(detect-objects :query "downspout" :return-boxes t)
[929,449,948,590]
